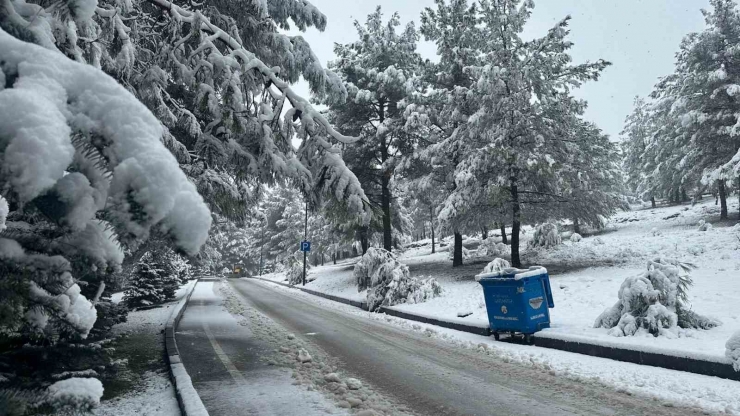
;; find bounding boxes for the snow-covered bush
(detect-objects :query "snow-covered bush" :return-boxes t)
[45,377,103,414]
[727,331,740,372]
[482,258,511,274]
[446,245,471,261]
[124,262,179,308]
[354,248,442,311]
[569,233,583,242]
[285,252,309,285]
[697,219,713,231]
[528,223,562,248]
[594,258,720,337]
[477,238,510,257]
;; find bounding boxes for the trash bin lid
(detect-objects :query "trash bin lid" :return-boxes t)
[475,266,548,282]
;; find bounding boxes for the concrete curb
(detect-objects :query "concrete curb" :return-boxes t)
[251,277,740,382]
[165,279,209,416]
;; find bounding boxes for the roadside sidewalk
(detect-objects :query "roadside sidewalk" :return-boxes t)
[252,276,740,382]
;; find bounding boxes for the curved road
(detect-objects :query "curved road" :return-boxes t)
[211,278,705,416]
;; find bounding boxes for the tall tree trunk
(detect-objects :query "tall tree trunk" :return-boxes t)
[481,226,488,240]
[510,179,522,268]
[651,196,656,208]
[378,100,393,252]
[500,222,508,245]
[359,226,369,255]
[429,205,436,254]
[453,231,463,267]
[719,179,728,220]
[681,188,688,202]
[573,217,581,235]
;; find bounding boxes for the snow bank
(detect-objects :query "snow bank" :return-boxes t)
[47,377,104,413]
[354,248,442,311]
[727,331,740,372]
[594,258,719,337]
[0,28,211,254]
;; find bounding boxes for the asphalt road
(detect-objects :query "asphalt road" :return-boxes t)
[221,278,706,416]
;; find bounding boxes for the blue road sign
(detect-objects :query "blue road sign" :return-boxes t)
[300,241,311,252]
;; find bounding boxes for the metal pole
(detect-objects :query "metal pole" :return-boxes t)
[303,200,308,286]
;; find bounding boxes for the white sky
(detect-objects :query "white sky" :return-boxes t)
[289,0,710,140]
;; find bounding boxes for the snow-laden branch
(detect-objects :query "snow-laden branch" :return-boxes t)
[145,0,358,145]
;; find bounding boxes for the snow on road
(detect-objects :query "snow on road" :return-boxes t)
[251,278,740,415]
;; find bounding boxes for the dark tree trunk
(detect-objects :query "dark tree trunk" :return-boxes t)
[378,100,393,252]
[719,179,728,220]
[651,196,656,208]
[333,253,336,265]
[453,232,463,267]
[481,226,488,240]
[500,223,508,245]
[429,205,436,254]
[573,217,581,235]
[510,178,521,268]
[681,188,688,202]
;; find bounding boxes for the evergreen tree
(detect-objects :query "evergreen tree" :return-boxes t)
[326,7,422,252]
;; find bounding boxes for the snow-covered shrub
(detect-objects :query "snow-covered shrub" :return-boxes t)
[124,263,178,308]
[446,245,471,260]
[593,237,605,245]
[697,219,713,231]
[482,258,511,274]
[651,227,661,236]
[528,223,562,248]
[285,252,308,285]
[594,258,720,337]
[477,238,510,257]
[45,377,103,414]
[354,248,442,311]
[570,233,583,242]
[726,331,740,372]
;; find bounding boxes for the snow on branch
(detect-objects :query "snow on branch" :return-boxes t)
[145,0,356,145]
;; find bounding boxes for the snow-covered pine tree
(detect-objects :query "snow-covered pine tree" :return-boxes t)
[0,15,211,409]
[621,97,659,207]
[670,0,740,219]
[438,0,609,267]
[326,7,423,252]
[407,0,485,266]
[4,0,372,226]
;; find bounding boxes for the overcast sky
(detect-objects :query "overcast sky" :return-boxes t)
[290,0,711,140]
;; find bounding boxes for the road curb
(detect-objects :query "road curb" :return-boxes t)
[251,277,740,382]
[165,279,209,416]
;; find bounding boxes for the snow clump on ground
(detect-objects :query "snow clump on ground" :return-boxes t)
[727,331,740,372]
[569,233,582,242]
[354,248,443,311]
[529,223,561,248]
[594,258,720,337]
[697,219,713,231]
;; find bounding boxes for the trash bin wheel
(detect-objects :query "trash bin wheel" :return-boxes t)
[492,331,500,341]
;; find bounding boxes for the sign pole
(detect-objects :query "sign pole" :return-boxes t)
[303,200,308,286]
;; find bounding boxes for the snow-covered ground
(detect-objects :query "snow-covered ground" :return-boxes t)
[94,281,194,416]
[265,199,740,363]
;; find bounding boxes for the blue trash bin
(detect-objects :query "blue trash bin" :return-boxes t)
[475,266,554,341]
